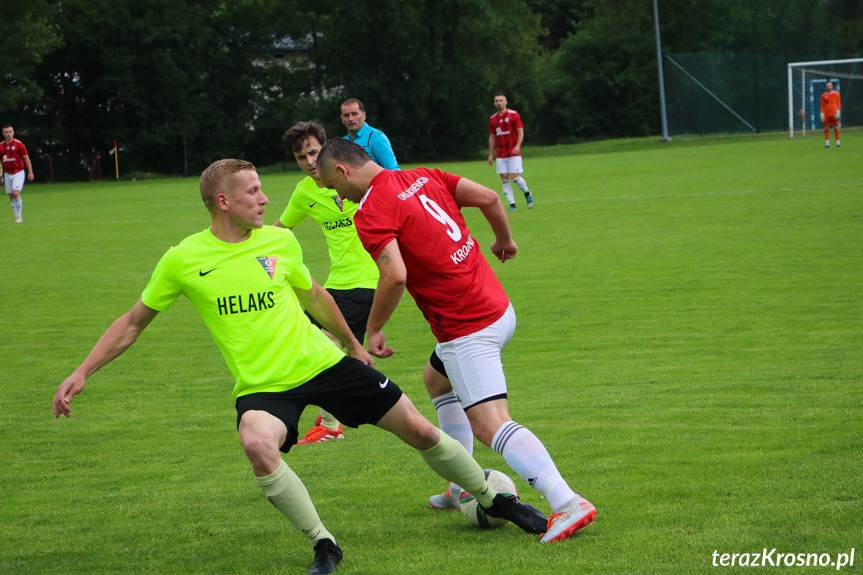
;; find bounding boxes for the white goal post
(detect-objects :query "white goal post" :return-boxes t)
[788,57,863,139]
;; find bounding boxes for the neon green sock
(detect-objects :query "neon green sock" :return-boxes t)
[255,460,335,545]
[420,430,497,507]
[319,408,340,431]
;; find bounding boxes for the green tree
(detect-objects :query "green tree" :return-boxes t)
[30,0,215,175]
[537,0,658,142]
[18,0,861,175]
[527,0,590,51]
[0,0,62,113]
[28,0,309,178]
[307,0,545,161]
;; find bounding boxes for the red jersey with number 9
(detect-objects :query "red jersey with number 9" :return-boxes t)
[354,168,510,342]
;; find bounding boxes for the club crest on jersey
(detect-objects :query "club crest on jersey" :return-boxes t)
[332,196,344,211]
[257,256,277,279]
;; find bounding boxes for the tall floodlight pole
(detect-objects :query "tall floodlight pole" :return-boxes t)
[653,0,671,141]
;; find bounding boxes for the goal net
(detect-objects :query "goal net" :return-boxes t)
[788,58,863,139]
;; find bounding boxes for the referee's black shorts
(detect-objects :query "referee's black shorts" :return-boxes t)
[235,356,402,453]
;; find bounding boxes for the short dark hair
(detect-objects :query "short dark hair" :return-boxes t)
[281,122,327,154]
[200,159,256,213]
[318,138,372,169]
[495,92,506,98]
[2,124,12,130]
[341,98,365,112]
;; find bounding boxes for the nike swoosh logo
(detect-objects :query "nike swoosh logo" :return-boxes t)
[379,378,389,389]
[199,268,218,277]
[309,202,317,207]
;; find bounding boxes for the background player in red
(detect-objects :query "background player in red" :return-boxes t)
[317,138,596,544]
[820,82,841,148]
[488,93,534,211]
[1,124,34,223]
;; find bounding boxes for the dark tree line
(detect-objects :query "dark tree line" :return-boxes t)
[2,0,860,180]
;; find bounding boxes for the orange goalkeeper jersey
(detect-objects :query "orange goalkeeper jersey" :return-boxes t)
[821,91,841,117]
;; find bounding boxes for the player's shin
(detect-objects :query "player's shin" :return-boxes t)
[256,460,336,545]
[432,392,473,493]
[419,431,496,507]
[492,421,577,513]
[501,181,515,206]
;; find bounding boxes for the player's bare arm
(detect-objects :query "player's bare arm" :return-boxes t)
[24,155,34,181]
[453,179,518,262]
[488,134,496,165]
[512,127,524,157]
[366,240,406,358]
[53,299,159,418]
[270,219,294,230]
[292,279,374,366]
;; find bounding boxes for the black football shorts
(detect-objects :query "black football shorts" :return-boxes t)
[235,356,403,453]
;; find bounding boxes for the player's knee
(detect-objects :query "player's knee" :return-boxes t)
[471,425,496,447]
[398,415,441,450]
[240,432,283,473]
[377,396,440,449]
[465,404,511,446]
[469,417,506,447]
[238,414,284,468]
[407,415,441,449]
[240,430,271,458]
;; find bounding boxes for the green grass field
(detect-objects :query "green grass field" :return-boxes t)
[1,131,861,574]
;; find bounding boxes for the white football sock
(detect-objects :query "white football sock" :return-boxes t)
[513,176,530,194]
[11,197,22,218]
[492,421,576,513]
[432,392,473,492]
[501,181,515,205]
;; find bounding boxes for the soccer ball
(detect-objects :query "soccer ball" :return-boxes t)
[459,469,518,529]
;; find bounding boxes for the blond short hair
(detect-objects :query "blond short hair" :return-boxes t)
[200,159,256,213]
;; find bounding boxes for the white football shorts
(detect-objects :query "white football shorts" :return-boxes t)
[495,156,523,176]
[4,171,25,194]
[435,303,516,409]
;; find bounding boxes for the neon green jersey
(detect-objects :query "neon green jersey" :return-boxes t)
[141,226,345,398]
[279,176,379,290]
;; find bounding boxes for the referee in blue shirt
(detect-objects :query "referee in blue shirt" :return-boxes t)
[340,98,400,170]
